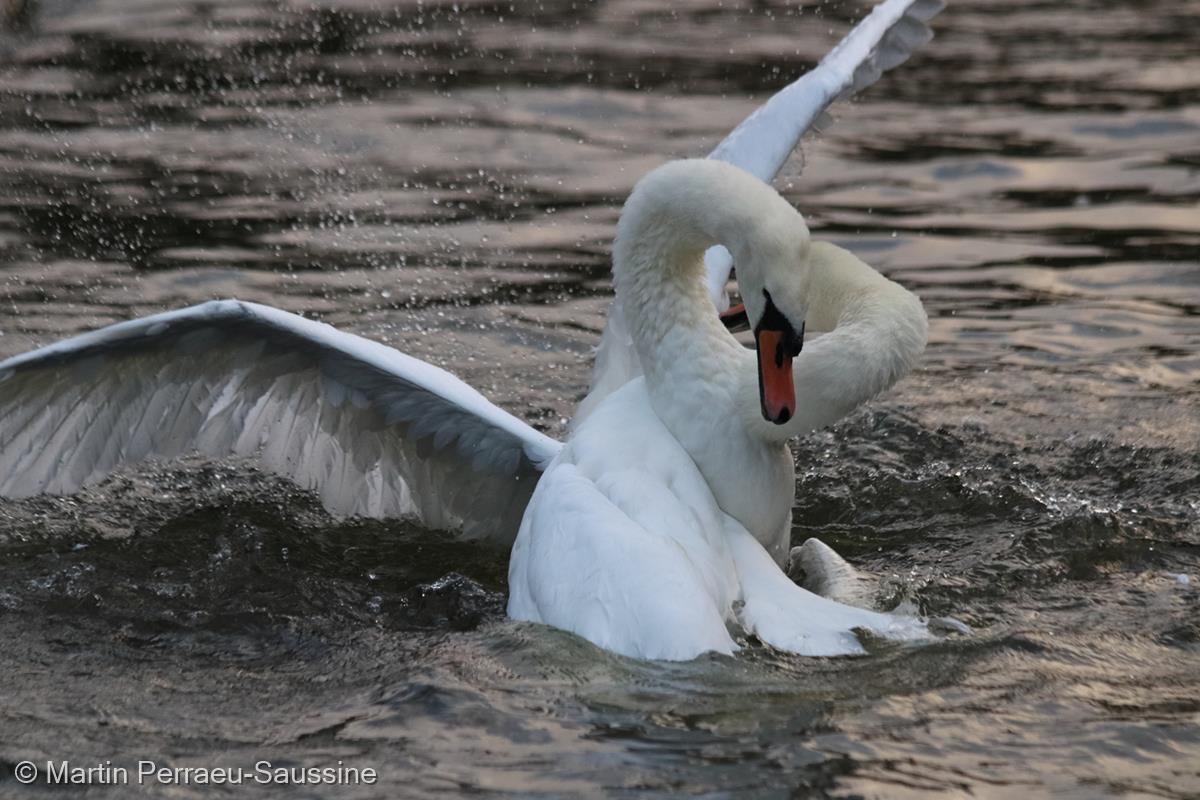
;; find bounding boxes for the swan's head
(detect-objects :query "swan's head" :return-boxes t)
[732,220,813,426]
[611,157,815,425]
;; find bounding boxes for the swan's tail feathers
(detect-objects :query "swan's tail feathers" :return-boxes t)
[0,300,562,544]
[789,538,881,610]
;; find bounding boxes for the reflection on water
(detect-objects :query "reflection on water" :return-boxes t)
[1,0,1198,797]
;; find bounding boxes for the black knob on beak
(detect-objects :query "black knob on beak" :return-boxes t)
[755,290,805,362]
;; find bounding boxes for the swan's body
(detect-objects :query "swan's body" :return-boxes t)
[0,0,944,660]
[508,160,928,659]
[510,378,926,659]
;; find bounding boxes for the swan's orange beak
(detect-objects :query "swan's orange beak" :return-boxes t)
[753,291,804,425]
[756,329,796,424]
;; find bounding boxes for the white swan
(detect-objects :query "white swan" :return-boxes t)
[508,159,928,659]
[0,0,943,659]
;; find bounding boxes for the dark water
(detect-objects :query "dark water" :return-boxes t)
[1,0,1199,797]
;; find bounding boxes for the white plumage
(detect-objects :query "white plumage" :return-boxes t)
[0,301,559,539]
[508,159,930,659]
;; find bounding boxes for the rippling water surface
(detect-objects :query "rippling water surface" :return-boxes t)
[1,0,1198,797]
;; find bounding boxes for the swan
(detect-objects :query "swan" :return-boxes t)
[508,159,928,659]
[0,0,943,659]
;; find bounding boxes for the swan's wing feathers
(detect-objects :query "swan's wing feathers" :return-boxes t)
[0,300,561,542]
[841,5,937,97]
[707,0,944,183]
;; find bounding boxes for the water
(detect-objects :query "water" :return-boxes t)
[1,0,1198,796]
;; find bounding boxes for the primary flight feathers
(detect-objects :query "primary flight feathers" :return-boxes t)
[0,301,558,539]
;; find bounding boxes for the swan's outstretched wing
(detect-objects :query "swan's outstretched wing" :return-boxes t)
[579,0,944,425]
[706,0,943,301]
[0,300,561,542]
[708,0,944,185]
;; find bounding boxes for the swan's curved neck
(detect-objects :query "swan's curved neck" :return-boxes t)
[735,241,929,443]
[612,160,802,396]
[612,159,927,448]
